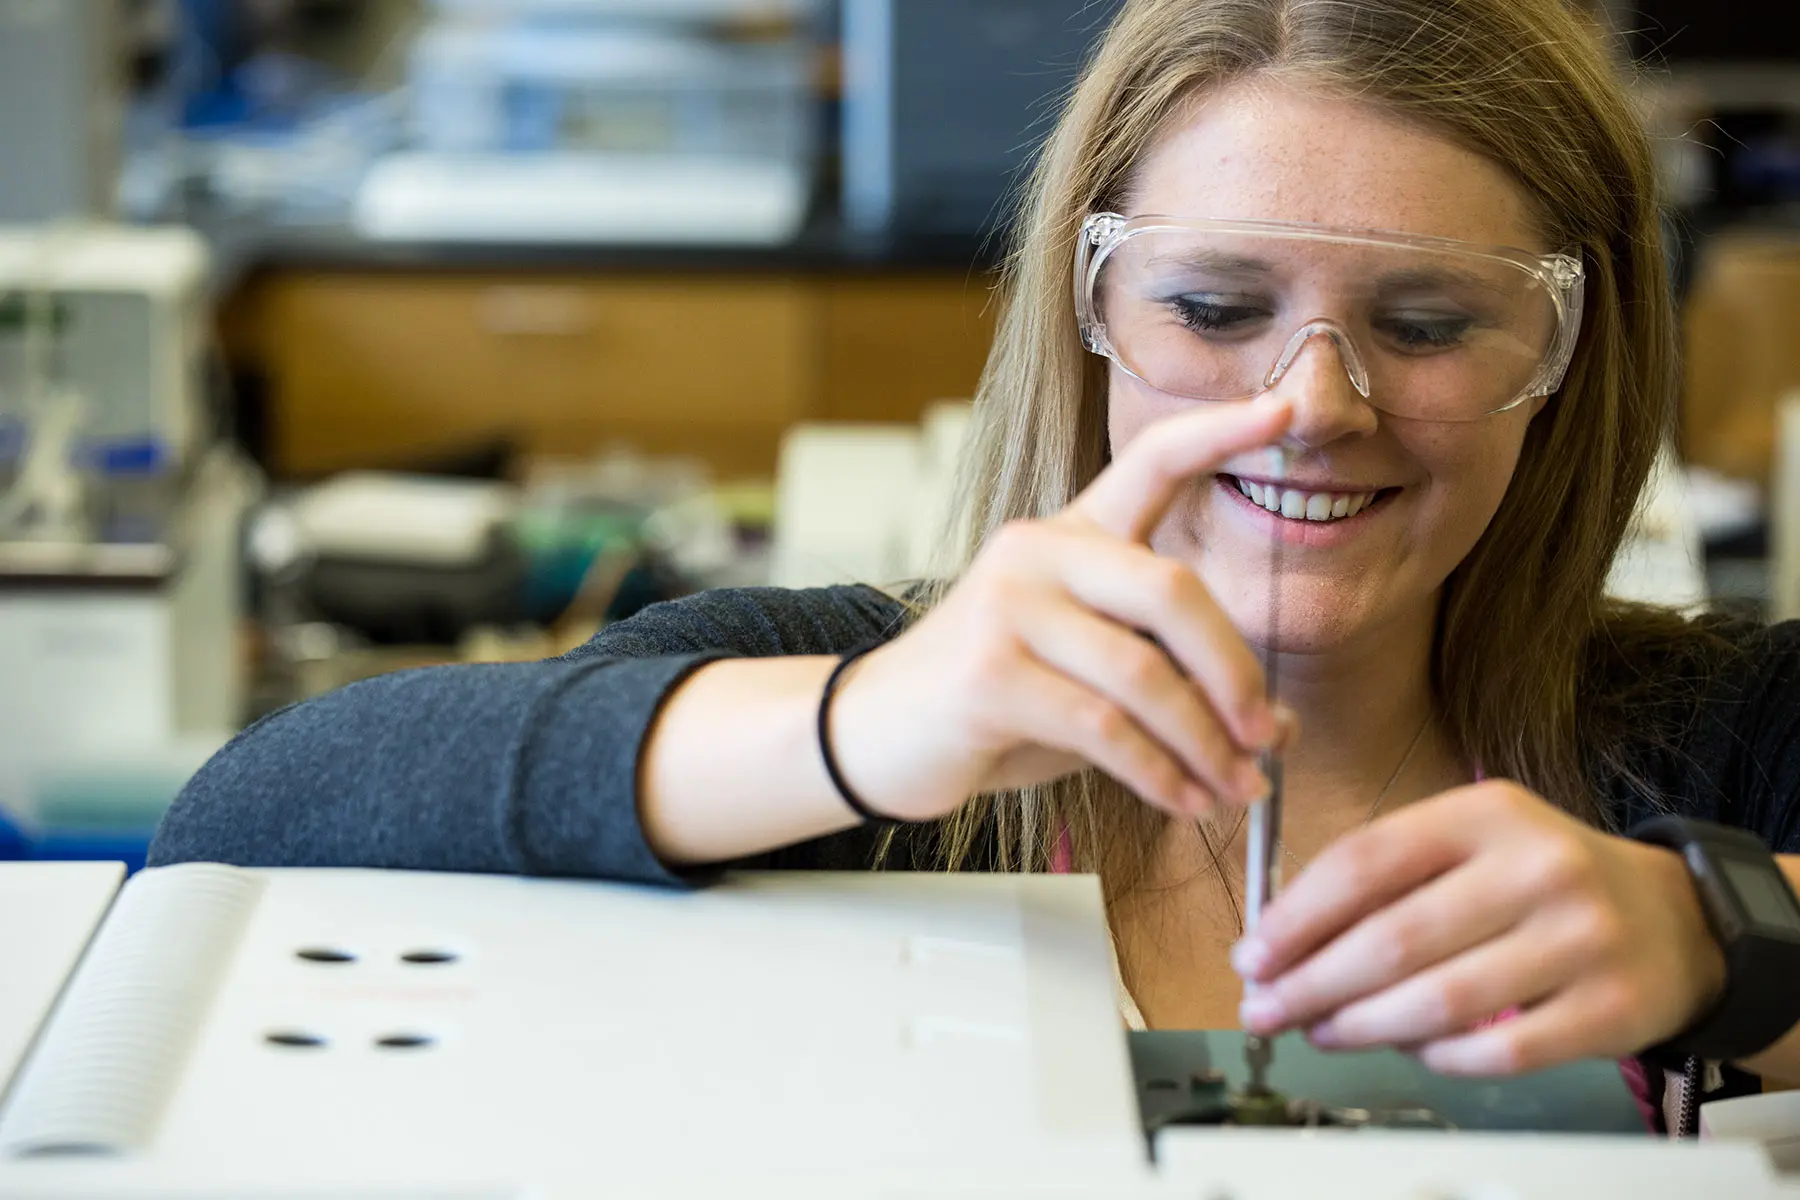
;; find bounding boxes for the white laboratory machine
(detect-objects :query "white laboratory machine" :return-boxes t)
[0,864,1796,1200]
[0,224,246,847]
[0,223,210,479]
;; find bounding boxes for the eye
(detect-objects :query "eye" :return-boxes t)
[1170,295,1270,335]
[1376,312,1475,351]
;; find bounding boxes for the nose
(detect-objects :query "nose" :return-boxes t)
[1263,321,1379,447]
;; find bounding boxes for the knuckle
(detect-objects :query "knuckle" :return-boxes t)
[1142,556,1195,609]
[1522,837,1591,896]
[1374,913,1431,975]
[1469,781,1523,819]
[1430,973,1485,1030]
[1077,697,1131,744]
[1117,640,1171,692]
[1565,903,1627,957]
[1585,979,1638,1030]
[1145,758,1186,805]
[1334,835,1386,891]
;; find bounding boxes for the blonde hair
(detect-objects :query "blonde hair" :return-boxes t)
[903,0,1698,897]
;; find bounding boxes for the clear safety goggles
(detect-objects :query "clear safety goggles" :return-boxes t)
[1074,213,1586,422]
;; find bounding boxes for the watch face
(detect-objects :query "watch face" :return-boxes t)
[1720,853,1800,932]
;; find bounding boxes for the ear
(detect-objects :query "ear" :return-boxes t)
[1527,391,1556,420]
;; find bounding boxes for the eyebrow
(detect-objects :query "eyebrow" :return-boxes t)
[1135,253,1515,299]
[1373,266,1513,298]
[1138,250,1273,277]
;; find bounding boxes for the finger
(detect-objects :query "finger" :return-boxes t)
[1014,594,1265,806]
[1071,397,1293,543]
[997,652,1216,817]
[1240,856,1533,1035]
[1412,979,1639,1076]
[1036,531,1273,752]
[1235,792,1491,980]
[1299,918,1582,1053]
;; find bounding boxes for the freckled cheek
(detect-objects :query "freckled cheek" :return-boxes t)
[1106,374,1188,456]
[1401,425,1528,548]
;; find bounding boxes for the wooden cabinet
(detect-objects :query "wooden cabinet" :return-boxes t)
[1682,233,1800,483]
[222,267,999,480]
[819,276,999,423]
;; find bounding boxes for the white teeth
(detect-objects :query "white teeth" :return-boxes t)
[1231,477,1379,523]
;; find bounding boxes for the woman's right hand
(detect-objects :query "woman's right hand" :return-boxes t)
[829,396,1295,824]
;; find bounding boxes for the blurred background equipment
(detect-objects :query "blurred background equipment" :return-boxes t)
[840,0,1125,239]
[1,0,1798,868]
[0,224,211,528]
[359,0,819,243]
[0,0,126,223]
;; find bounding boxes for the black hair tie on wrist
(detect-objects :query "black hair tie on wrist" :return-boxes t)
[818,642,909,827]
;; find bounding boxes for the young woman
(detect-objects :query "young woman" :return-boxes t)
[153,0,1800,1130]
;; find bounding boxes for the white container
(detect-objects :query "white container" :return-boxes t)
[409,20,814,161]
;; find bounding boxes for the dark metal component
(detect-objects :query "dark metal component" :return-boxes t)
[1226,1088,1294,1126]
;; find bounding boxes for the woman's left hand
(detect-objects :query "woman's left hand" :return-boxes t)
[1232,781,1728,1075]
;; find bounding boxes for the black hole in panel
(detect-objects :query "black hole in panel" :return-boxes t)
[265,1031,327,1049]
[374,1033,435,1050]
[295,947,356,964]
[399,950,458,965]
[1145,1077,1180,1092]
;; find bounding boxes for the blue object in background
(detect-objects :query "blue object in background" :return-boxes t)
[0,807,28,860]
[30,831,153,875]
[0,808,154,874]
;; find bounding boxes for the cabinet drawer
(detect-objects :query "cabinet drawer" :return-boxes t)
[261,273,815,476]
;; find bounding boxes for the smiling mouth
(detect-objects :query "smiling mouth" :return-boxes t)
[1220,475,1399,523]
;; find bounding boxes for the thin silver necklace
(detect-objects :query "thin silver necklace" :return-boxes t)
[1276,714,1431,872]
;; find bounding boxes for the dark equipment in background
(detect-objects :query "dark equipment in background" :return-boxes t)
[1623,0,1800,63]
[840,0,1125,241]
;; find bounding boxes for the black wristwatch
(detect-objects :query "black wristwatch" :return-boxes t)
[1629,816,1800,1067]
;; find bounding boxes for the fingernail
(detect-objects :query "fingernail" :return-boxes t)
[1246,704,1278,749]
[1239,992,1285,1031]
[1236,760,1271,803]
[1231,936,1269,977]
[1273,703,1300,746]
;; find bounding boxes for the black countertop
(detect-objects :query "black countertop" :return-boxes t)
[201,205,1002,295]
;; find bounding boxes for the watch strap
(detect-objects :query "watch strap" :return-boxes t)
[1630,816,1800,1067]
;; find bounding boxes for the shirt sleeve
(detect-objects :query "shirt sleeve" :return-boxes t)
[148,585,908,883]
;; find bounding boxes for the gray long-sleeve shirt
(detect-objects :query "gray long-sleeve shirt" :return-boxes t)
[149,585,914,883]
[148,585,1800,878]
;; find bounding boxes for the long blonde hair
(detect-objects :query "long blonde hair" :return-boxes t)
[905,0,1694,896]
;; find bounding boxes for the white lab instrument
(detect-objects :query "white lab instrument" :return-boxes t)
[1706,1089,1800,1175]
[355,152,811,245]
[0,450,251,830]
[0,863,1797,1199]
[771,421,923,588]
[282,471,520,569]
[0,223,210,477]
[0,860,124,1092]
[1606,444,1710,609]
